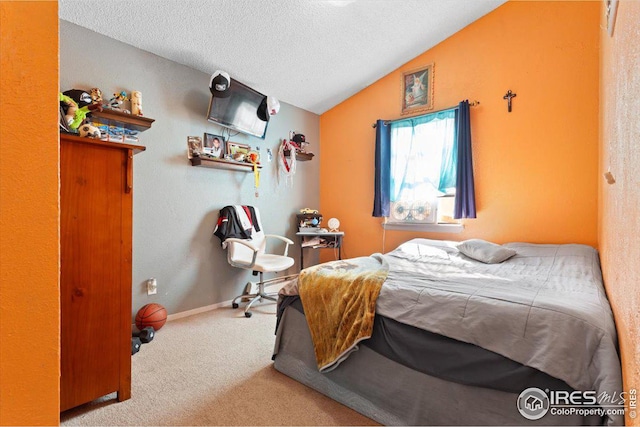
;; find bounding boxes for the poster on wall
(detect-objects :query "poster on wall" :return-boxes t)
[401,63,434,116]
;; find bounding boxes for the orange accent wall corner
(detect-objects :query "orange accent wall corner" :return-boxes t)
[319,1,600,260]
[0,2,60,425]
[599,1,640,425]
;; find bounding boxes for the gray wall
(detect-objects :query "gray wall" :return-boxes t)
[60,21,320,317]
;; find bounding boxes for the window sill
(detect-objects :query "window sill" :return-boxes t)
[382,222,464,233]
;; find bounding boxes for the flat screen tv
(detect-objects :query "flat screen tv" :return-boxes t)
[206,79,268,139]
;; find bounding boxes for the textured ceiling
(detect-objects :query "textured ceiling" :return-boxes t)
[59,0,506,114]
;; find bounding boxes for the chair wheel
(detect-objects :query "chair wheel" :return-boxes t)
[244,311,252,318]
[232,303,239,309]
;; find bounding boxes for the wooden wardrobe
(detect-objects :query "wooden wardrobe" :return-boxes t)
[60,133,145,411]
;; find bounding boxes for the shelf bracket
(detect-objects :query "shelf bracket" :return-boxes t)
[125,149,133,193]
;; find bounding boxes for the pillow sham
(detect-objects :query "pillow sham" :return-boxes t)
[456,239,517,264]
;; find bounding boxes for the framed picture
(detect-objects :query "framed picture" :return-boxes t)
[203,133,225,159]
[187,136,203,159]
[401,63,434,116]
[605,0,618,37]
[227,141,250,161]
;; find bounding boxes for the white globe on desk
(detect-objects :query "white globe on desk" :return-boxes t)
[327,217,340,232]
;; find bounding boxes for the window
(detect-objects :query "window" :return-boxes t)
[373,101,476,227]
[387,109,458,225]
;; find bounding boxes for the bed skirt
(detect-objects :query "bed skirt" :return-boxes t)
[273,306,605,426]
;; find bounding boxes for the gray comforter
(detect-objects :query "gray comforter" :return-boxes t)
[377,238,622,425]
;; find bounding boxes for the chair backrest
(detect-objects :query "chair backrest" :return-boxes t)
[222,206,266,267]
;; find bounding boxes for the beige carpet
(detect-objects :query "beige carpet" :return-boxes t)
[60,301,378,426]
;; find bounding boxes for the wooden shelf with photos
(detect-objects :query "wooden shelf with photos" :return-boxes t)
[190,156,263,172]
[187,135,262,172]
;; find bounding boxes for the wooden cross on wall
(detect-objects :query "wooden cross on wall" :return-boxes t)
[503,90,517,112]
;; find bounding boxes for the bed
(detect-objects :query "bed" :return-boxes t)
[272,238,623,426]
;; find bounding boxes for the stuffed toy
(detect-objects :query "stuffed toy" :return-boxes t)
[90,87,103,105]
[64,89,92,106]
[59,92,103,130]
[59,93,78,126]
[78,124,101,139]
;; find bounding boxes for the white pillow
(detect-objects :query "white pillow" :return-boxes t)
[456,239,517,264]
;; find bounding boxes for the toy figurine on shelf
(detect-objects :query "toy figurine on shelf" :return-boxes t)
[59,91,103,130]
[90,87,103,105]
[131,90,143,116]
[108,91,130,113]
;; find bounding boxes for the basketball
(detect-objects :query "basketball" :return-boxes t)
[135,303,167,331]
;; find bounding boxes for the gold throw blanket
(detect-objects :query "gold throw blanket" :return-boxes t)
[298,256,388,372]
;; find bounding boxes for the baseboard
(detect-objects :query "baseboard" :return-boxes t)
[166,299,233,322]
[132,300,233,331]
[136,276,297,327]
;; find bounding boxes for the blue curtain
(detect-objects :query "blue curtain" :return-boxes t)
[453,100,477,219]
[438,114,458,192]
[372,119,391,217]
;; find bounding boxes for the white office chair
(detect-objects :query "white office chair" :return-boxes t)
[222,207,296,317]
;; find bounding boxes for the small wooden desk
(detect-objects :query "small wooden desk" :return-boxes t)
[296,231,344,270]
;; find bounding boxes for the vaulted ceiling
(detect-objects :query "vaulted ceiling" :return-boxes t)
[59,0,506,114]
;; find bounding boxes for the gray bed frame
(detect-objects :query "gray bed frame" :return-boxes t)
[273,307,603,426]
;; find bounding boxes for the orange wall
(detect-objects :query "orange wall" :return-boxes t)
[599,1,640,425]
[0,2,60,425]
[320,1,600,259]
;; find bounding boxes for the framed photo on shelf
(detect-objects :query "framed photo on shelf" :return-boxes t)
[203,133,225,159]
[227,141,250,162]
[187,136,203,159]
[401,63,434,116]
